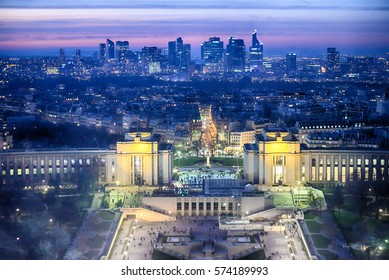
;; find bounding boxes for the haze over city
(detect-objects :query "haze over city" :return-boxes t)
[0,0,388,56]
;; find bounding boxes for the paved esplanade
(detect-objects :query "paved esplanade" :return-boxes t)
[109,215,309,260]
[110,217,221,260]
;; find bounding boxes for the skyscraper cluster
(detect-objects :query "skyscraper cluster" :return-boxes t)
[61,30,346,77]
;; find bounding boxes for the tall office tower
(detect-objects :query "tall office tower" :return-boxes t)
[142,47,162,63]
[327,47,340,73]
[176,37,184,68]
[225,37,235,72]
[116,41,129,63]
[201,37,224,63]
[142,47,162,74]
[75,49,81,64]
[226,37,246,72]
[59,48,65,62]
[182,43,191,70]
[168,37,190,70]
[106,39,115,60]
[249,30,264,72]
[168,41,177,66]
[99,43,107,62]
[286,53,297,73]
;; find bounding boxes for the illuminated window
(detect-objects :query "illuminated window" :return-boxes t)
[63,159,68,166]
[365,158,370,166]
[10,169,14,176]
[41,168,45,174]
[357,158,362,165]
[48,159,53,166]
[17,169,22,176]
[221,202,226,211]
[365,167,369,181]
[25,169,29,175]
[40,159,45,166]
[334,167,339,181]
[56,168,60,174]
[319,166,323,181]
[48,168,53,174]
[349,167,354,181]
[312,167,316,181]
[341,167,346,183]
[326,166,331,181]
[86,159,91,166]
[56,159,60,166]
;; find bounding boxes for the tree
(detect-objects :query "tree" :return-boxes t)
[64,249,85,260]
[333,185,344,212]
[115,199,123,208]
[39,240,54,260]
[54,200,80,227]
[49,225,71,259]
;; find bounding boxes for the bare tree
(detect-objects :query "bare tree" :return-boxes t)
[39,240,53,260]
[64,249,86,260]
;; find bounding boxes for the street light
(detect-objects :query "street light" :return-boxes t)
[16,237,21,258]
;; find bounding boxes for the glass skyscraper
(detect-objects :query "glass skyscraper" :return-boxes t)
[106,39,115,60]
[249,30,263,72]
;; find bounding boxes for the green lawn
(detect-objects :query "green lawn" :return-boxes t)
[173,157,205,167]
[94,221,112,232]
[274,193,295,207]
[173,157,243,167]
[333,210,362,229]
[305,220,322,233]
[318,249,339,260]
[99,211,115,221]
[87,235,105,250]
[311,234,331,248]
[211,157,243,166]
[304,211,317,220]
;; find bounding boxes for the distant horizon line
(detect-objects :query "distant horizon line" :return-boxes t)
[0,47,388,58]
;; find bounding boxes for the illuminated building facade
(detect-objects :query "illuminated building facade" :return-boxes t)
[244,128,389,186]
[0,133,172,189]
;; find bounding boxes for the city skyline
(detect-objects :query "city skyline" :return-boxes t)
[0,0,388,57]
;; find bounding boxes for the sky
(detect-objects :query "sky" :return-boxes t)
[0,0,388,57]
